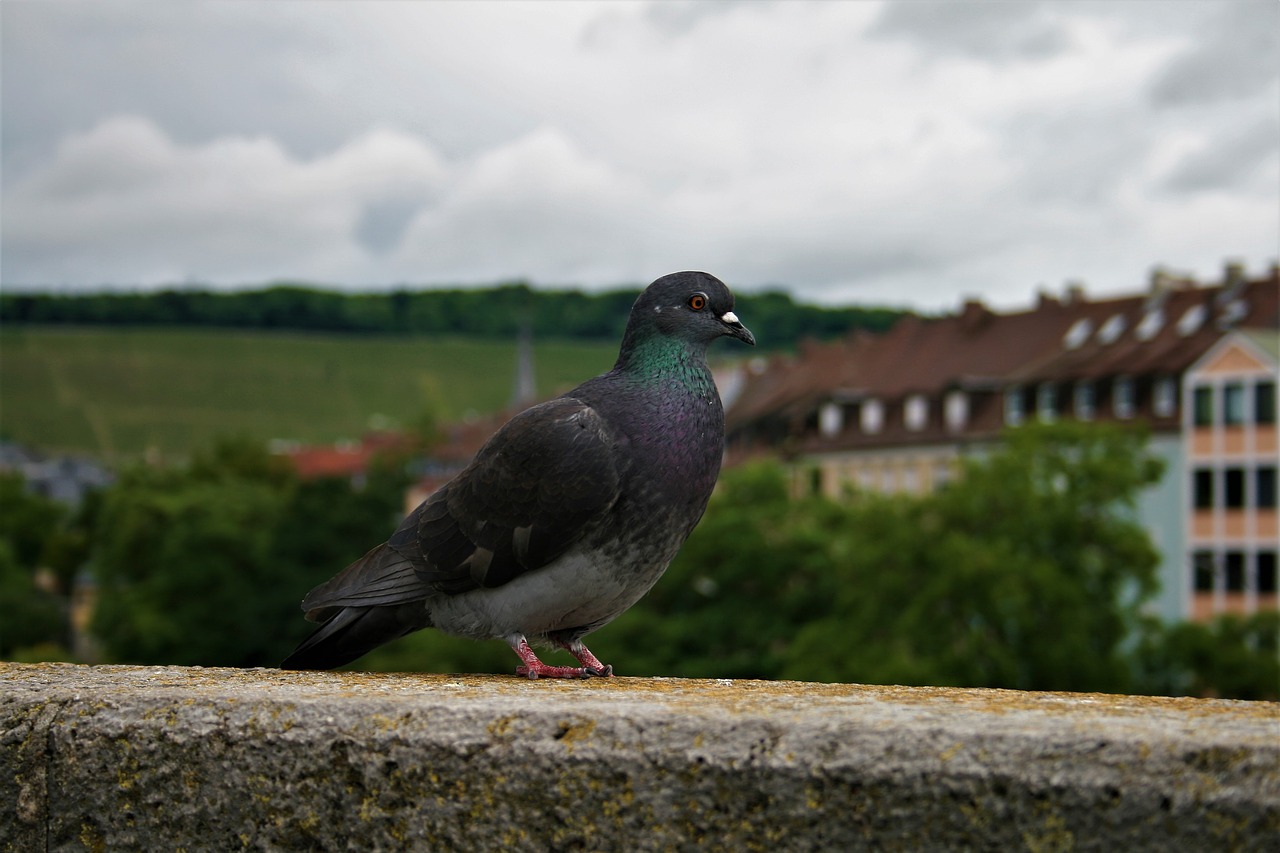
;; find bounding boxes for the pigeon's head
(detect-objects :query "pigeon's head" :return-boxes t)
[626,271,756,350]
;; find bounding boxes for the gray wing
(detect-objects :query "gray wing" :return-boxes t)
[299,397,626,620]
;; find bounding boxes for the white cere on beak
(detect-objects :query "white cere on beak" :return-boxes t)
[721,311,739,324]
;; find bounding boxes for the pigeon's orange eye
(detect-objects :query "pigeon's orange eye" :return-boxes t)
[688,293,706,310]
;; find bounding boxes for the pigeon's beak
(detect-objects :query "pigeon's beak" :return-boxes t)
[719,311,756,346]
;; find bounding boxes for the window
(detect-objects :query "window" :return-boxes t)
[1193,551,1215,592]
[1256,381,1276,425]
[1193,386,1213,426]
[1224,468,1245,509]
[1074,382,1095,420]
[1193,469,1214,509]
[1135,308,1164,341]
[902,465,919,493]
[1097,314,1126,344]
[1178,304,1206,336]
[1225,552,1245,592]
[945,391,968,432]
[1153,376,1176,418]
[905,395,928,431]
[1063,318,1092,349]
[1114,377,1135,419]
[1258,467,1277,509]
[819,402,843,437]
[1259,552,1278,595]
[861,399,884,434]
[1219,299,1246,328]
[1037,383,1057,422]
[1224,382,1245,425]
[1005,386,1024,426]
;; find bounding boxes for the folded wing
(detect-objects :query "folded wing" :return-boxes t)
[298,397,626,620]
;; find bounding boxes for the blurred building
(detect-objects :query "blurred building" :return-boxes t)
[0,441,115,507]
[725,261,1280,623]
[1184,329,1278,621]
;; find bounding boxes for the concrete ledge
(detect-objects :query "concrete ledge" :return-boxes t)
[3,663,1278,851]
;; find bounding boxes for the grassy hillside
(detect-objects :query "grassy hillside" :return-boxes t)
[0,327,618,460]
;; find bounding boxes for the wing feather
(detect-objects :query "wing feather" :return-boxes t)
[296,396,626,616]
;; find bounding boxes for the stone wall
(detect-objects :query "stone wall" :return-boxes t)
[3,662,1277,851]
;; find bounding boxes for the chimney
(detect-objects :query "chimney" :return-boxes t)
[1217,260,1247,305]
[1146,266,1173,310]
[960,298,990,331]
[1036,289,1060,310]
[1149,266,1172,294]
[1063,280,1086,305]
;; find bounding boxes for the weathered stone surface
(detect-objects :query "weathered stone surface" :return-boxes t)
[2,662,1277,851]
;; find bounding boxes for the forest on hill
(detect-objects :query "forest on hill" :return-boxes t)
[0,283,906,347]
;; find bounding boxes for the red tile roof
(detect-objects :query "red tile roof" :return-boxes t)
[727,263,1280,455]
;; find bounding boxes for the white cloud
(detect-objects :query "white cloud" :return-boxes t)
[2,0,1276,309]
[5,117,449,285]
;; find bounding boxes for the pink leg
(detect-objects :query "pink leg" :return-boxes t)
[557,639,613,677]
[507,636,613,679]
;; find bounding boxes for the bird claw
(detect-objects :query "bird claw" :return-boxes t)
[514,662,611,680]
[509,636,614,679]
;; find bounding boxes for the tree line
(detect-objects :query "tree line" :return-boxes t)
[0,283,905,346]
[3,422,1275,699]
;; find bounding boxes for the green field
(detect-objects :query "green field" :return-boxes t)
[0,327,618,460]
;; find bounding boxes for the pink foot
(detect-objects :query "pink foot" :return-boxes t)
[508,636,613,679]
[558,639,614,677]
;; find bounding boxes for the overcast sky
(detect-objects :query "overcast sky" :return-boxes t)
[2,0,1277,310]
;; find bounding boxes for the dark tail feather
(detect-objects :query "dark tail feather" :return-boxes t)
[281,604,429,670]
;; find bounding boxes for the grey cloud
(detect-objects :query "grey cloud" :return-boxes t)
[997,106,1149,207]
[1149,2,1280,107]
[1163,118,1280,193]
[356,195,431,256]
[2,1,1276,309]
[867,0,1070,62]
[0,1,531,181]
[642,0,765,36]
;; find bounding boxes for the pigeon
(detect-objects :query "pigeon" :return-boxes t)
[282,271,755,678]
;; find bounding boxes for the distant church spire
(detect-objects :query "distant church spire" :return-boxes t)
[511,319,537,407]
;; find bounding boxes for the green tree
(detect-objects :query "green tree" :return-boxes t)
[591,422,1167,691]
[0,474,72,657]
[0,472,66,567]
[1138,612,1280,701]
[89,438,407,667]
[784,422,1164,691]
[90,469,292,665]
[0,541,65,657]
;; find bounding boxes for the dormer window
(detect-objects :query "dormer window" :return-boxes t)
[1097,314,1126,344]
[1178,304,1206,336]
[1064,318,1092,349]
[1135,308,1164,341]
[905,395,928,431]
[861,399,884,434]
[1218,299,1247,329]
